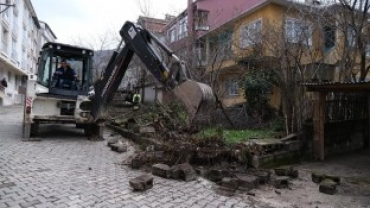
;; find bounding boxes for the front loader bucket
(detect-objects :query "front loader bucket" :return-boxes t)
[173,80,215,123]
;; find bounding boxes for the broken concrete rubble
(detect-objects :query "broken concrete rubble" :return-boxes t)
[274,176,289,189]
[274,166,299,178]
[311,172,340,184]
[218,177,238,191]
[129,174,153,191]
[236,175,259,190]
[131,154,143,169]
[171,163,197,181]
[110,143,128,153]
[250,170,270,184]
[107,138,118,147]
[152,164,172,178]
[319,179,337,195]
[208,169,224,182]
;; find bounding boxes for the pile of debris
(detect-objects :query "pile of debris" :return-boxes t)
[108,103,306,195]
[312,172,341,195]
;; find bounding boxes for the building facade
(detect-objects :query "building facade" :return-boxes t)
[0,0,56,106]
[162,0,370,108]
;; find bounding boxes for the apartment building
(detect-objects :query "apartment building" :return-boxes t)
[0,0,56,106]
[38,20,57,48]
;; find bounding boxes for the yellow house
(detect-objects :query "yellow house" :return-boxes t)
[202,0,370,108]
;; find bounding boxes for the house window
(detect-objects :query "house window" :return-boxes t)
[178,15,188,39]
[169,26,176,43]
[195,40,206,65]
[14,75,19,90]
[346,25,356,47]
[285,18,312,46]
[224,78,239,95]
[324,26,335,50]
[217,30,233,59]
[195,10,209,30]
[1,28,9,53]
[7,71,12,83]
[11,36,17,61]
[240,19,262,48]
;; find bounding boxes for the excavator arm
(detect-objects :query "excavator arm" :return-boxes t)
[90,21,214,123]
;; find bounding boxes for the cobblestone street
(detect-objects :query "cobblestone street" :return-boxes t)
[0,105,255,208]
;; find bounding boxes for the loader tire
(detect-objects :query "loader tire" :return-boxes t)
[30,123,39,137]
[23,123,39,140]
[84,124,104,140]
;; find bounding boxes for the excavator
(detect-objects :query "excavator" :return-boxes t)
[23,21,215,139]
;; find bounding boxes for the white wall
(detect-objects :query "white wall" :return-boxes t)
[0,0,55,105]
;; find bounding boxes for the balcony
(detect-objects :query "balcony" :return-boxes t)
[2,12,10,26]
[195,25,210,31]
[12,24,19,37]
[1,42,8,55]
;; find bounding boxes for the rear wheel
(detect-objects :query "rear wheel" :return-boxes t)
[30,123,39,137]
[23,123,39,139]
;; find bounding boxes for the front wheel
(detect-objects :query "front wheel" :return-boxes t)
[83,124,104,140]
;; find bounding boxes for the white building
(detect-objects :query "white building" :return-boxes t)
[38,20,56,48]
[0,0,56,106]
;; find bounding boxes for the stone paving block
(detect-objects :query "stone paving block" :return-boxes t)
[171,163,197,181]
[131,154,143,169]
[274,176,290,189]
[311,172,325,183]
[208,169,223,182]
[129,174,153,191]
[0,105,253,208]
[236,175,259,190]
[19,199,41,208]
[319,179,337,195]
[110,143,128,153]
[218,177,238,191]
[152,164,171,178]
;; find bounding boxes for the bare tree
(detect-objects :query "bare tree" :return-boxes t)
[136,0,155,17]
[70,28,120,81]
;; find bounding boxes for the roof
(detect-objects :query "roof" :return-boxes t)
[303,81,370,92]
[39,21,57,39]
[196,0,310,38]
[137,16,170,33]
[42,42,94,53]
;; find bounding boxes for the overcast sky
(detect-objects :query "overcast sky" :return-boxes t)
[32,0,187,46]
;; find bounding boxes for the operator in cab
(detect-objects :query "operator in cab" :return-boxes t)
[53,58,78,89]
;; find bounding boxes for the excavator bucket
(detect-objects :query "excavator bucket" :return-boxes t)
[173,80,215,123]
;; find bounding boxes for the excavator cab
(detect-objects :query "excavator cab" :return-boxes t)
[37,42,94,96]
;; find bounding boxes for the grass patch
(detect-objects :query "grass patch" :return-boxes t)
[198,127,276,144]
